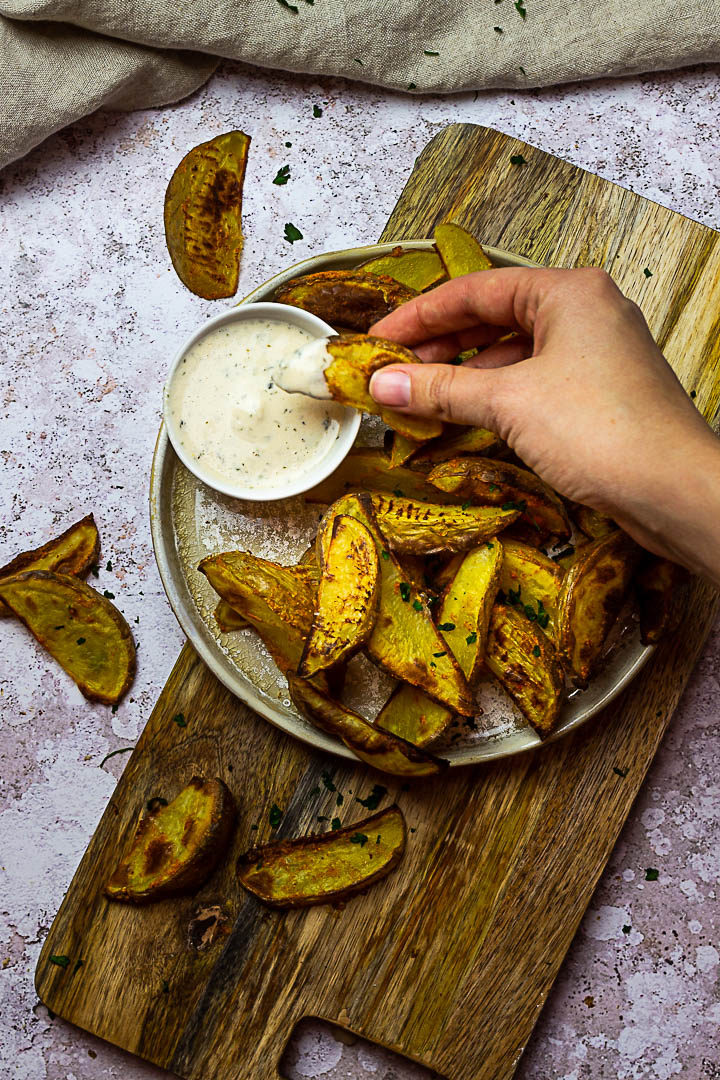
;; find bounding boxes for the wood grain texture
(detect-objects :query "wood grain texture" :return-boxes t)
[36,124,720,1080]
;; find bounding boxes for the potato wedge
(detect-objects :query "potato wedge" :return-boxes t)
[237,805,405,909]
[575,505,617,539]
[305,448,463,505]
[274,271,417,333]
[324,334,442,441]
[434,222,493,277]
[412,426,505,464]
[214,599,248,633]
[485,604,565,737]
[0,571,135,704]
[359,246,446,291]
[499,539,564,638]
[288,676,446,776]
[369,493,519,555]
[378,542,503,744]
[390,432,428,468]
[0,514,100,618]
[299,515,379,677]
[635,556,689,645]
[428,457,571,539]
[105,777,236,904]
[556,531,640,682]
[164,130,250,300]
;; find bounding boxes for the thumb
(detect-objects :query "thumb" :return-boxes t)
[369,362,503,429]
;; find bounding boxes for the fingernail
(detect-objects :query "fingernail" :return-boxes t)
[369,369,411,407]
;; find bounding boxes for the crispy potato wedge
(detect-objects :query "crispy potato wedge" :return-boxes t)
[390,432,428,468]
[556,531,640,682]
[164,130,250,300]
[575,505,617,539]
[431,552,465,592]
[237,805,405,909]
[0,571,135,704]
[378,542,503,744]
[499,539,564,638]
[485,604,565,737]
[105,777,236,904]
[412,426,505,464]
[369,493,519,555]
[434,222,493,277]
[214,599,248,633]
[0,514,100,618]
[299,515,379,677]
[305,448,463,505]
[324,334,442,441]
[274,271,417,333]
[635,556,689,645]
[428,457,571,539]
[289,676,446,776]
[359,246,446,291]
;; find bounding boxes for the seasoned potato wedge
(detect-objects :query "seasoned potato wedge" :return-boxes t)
[237,805,405,908]
[359,246,446,291]
[164,130,250,300]
[575,505,617,539]
[635,556,688,645]
[324,335,442,441]
[434,222,493,277]
[485,605,565,737]
[214,599,248,633]
[499,539,564,638]
[299,515,379,677]
[556,531,640,682]
[0,514,99,618]
[369,493,519,555]
[274,270,417,333]
[413,426,505,464]
[390,432,428,468]
[305,448,463,505]
[0,571,135,704]
[428,457,571,539]
[289,676,446,776]
[105,777,236,904]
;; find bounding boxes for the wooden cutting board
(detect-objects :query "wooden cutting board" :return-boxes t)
[36,124,720,1080]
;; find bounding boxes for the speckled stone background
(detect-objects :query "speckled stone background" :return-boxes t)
[1,59,719,1080]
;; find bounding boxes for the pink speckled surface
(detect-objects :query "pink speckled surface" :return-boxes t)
[1,61,719,1080]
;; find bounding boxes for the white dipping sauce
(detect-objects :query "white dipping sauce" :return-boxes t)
[274,337,333,399]
[168,319,345,492]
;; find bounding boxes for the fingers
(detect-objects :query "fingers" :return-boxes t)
[465,335,534,369]
[412,324,507,363]
[369,362,505,429]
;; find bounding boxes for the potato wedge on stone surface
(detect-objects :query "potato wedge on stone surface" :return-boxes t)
[164,130,250,300]
[556,531,640,683]
[412,426,505,464]
[299,515,379,677]
[0,514,100,618]
[635,556,688,646]
[288,676,446,776]
[368,493,519,555]
[485,604,565,737]
[214,599,248,633]
[105,777,236,904]
[575,505,617,540]
[324,334,442,441]
[499,540,564,639]
[359,246,446,291]
[237,805,406,909]
[0,571,135,705]
[305,448,463,505]
[428,457,571,539]
[273,271,417,333]
[434,222,493,277]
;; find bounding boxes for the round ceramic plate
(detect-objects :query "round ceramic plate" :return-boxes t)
[150,240,652,765]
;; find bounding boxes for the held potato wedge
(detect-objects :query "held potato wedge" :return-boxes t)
[288,676,446,777]
[556,531,640,683]
[273,270,417,333]
[434,222,493,277]
[0,514,100,618]
[105,777,236,904]
[635,556,689,645]
[368,493,520,555]
[324,335,442,441]
[428,457,571,539]
[359,246,446,291]
[299,515,379,677]
[390,432,429,468]
[305,448,463,505]
[499,539,564,638]
[214,599,248,633]
[0,571,135,705]
[485,605,565,737]
[237,805,405,909]
[164,130,250,300]
[413,425,506,464]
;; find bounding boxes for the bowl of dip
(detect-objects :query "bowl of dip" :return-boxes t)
[163,302,359,501]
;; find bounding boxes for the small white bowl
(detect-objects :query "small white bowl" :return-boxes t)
[163,302,360,501]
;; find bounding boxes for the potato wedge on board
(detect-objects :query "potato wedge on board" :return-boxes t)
[274,271,417,333]
[105,778,236,904]
[359,246,446,291]
[325,335,442,441]
[378,541,503,745]
[0,514,99,618]
[288,676,446,776]
[556,531,640,683]
[635,556,689,645]
[390,432,429,468]
[369,493,519,555]
[428,457,571,539]
[214,599,248,633]
[412,426,505,464]
[434,222,493,277]
[499,539,564,638]
[237,805,405,909]
[305,448,463,505]
[299,515,379,677]
[164,130,250,300]
[0,571,135,705]
[575,505,617,540]
[485,604,565,737]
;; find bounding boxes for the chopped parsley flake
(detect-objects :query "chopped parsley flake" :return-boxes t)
[489,483,499,492]
[106,560,113,571]
[399,582,411,602]
[424,49,440,56]
[690,389,697,399]
[102,590,115,599]
[622,925,631,934]
[461,501,471,510]
[356,784,387,810]
[313,104,323,117]
[433,650,447,657]
[321,770,337,792]
[277,0,298,10]
[466,631,477,645]
[336,792,344,806]
[514,0,527,17]
[49,955,70,968]
[172,713,187,727]
[268,803,283,828]
[331,817,341,830]
[438,622,455,632]
[613,766,629,778]
[283,222,303,244]
[643,267,653,278]
[645,867,659,881]
[532,645,541,657]
[518,64,527,75]
[273,164,291,186]
[393,488,404,497]
[408,82,417,89]
[381,549,390,560]
[76,637,86,645]
[350,833,369,846]
[412,599,423,611]
[510,154,527,165]
[494,25,504,32]
[502,498,527,512]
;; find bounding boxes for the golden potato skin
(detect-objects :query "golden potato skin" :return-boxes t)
[412,426,505,464]
[359,246,446,291]
[369,493,519,555]
[434,222,493,276]
[305,448,464,505]
[485,604,565,737]
[499,539,564,639]
[0,514,99,618]
[214,599,248,633]
[273,270,417,332]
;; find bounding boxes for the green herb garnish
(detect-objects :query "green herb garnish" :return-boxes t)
[643,268,653,278]
[424,49,440,56]
[489,483,499,492]
[399,582,411,602]
[336,792,344,806]
[283,222,303,244]
[393,488,404,497]
[433,650,447,657]
[102,590,115,599]
[510,154,527,165]
[645,867,659,881]
[438,622,455,631]
[461,501,471,510]
[494,25,504,32]
[331,817,341,830]
[514,0,526,18]
[622,925,631,934]
[532,644,541,657]
[466,631,477,645]
[49,955,70,968]
[268,804,283,828]
[413,599,423,611]
[356,784,387,810]
[313,104,323,117]
[277,0,298,10]
[381,549,390,560]
[502,498,527,512]
[172,713,187,728]
[350,833,369,846]
[273,164,291,186]
[76,637,86,645]
[613,766,629,778]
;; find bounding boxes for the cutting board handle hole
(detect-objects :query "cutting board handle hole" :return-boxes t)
[279,1016,446,1079]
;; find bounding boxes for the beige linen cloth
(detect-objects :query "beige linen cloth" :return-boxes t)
[2,0,719,170]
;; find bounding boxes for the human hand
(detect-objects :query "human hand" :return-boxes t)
[369,268,720,580]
